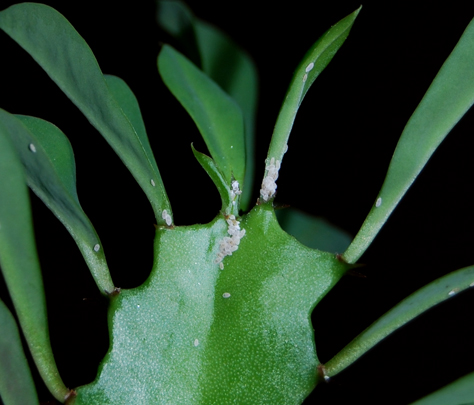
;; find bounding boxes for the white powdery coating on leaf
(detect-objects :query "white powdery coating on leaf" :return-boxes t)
[306,62,314,72]
[260,157,281,202]
[222,292,231,298]
[375,197,382,207]
[93,244,100,252]
[29,143,37,153]
[162,209,172,226]
[215,214,246,265]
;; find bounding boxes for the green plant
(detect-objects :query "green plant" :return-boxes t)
[2,1,474,402]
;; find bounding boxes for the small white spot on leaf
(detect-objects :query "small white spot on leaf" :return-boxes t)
[193,339,199,347]
[219,262,224,270]
[448,289,459,296]
[93,244,100,252]
[222,292,231,299]
[305,62,314,72]
[150,179,156,187]
[29,143,37,153]
[375,197,382,207]
[162,209,172,226]
[303,73,308,82]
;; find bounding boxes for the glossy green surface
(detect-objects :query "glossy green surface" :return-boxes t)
[158,45,246,187]
[10,114,114,294]
[410,371,474,405]
[344,13,474,263]
[0,299,39,405]
[265,8,360,170]
[191,145,235,215]
[0,3,170,225]
[0,118,68,402]
[325,266,474,378]
[157,0,258,211]
[74,205,350,404]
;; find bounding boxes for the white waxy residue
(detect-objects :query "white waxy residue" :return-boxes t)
[222,292,231,298]
[229,180,242,202]
[29,143,37,153]
[150,179,156,187]
[306,62,314,72]
[93,244,100,252]
[215,214,246,265]
[375,197,382,208]
[193,339,199,347]
[260,157,281,202]
[162,209,172,226]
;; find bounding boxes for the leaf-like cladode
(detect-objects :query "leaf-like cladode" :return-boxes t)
[0,299,39,405]
[265,7,360,170]
[0,122,68,402]
[191,144,234,214]
[158,44,245,188]
[0,3,171,225]
[409,371,474,405]
[3,112,114,294]
[324,265,474,378]
[344,13,474,264]
[157,0,258,211]
[276,208,352,253]
[74,205,350,404]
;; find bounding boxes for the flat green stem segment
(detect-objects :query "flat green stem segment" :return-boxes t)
[73,206,350,404]
[324,266,474,377]
[343,14,474,264]
[191,145,237,215]
[157,0,258,211]
[0,299,39,405]
[2,111,114,294]
[265,8,360,170]
[276,208,352,253]
[410,371,474,405]
[0,3,171,225]
[0,124,68,402]
[158,45,245,188]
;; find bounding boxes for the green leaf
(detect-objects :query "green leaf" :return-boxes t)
[73,205,351,404]
[0,3,171,225]
[324,265,474,378]
[409,371,474,405]
[158,44,245,189]
[343,13,474,264]
[157,0,258,211]
[2,111,115,294]
[264,7,361,186]
[276,208,352,253]
[0,122,68,402]
[0,299,39,405]
[191,144,235,215]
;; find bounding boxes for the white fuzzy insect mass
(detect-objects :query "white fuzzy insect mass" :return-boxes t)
[215,214,246,266]
[229,180,242,202]
[162,209,172,226]
[260,157,281,202]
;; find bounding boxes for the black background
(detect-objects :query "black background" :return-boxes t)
[1,1,474,404]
